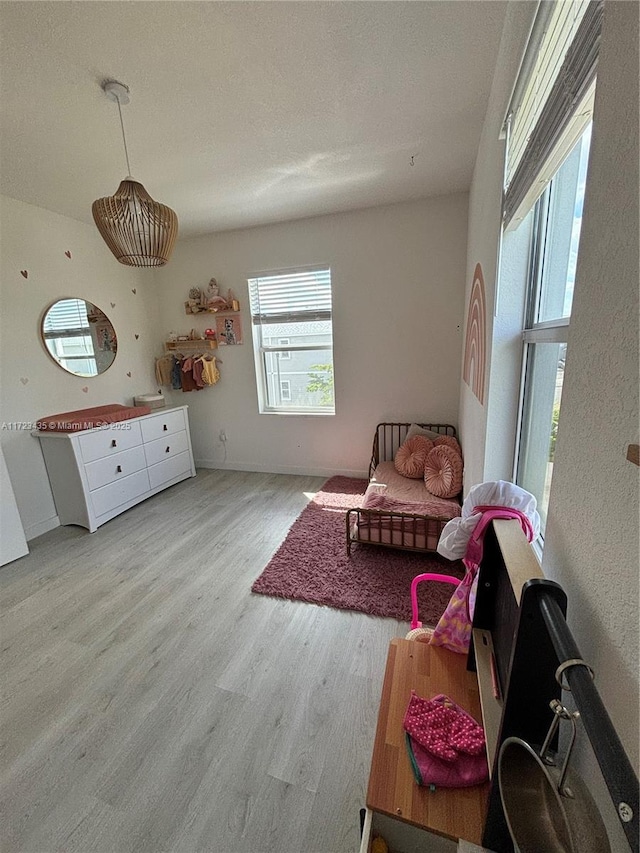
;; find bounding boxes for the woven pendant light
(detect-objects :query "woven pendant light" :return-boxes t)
[92,81,178,267]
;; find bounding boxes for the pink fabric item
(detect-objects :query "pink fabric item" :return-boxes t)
[353,463,461,551]
[362,492,458,520]
[406,732,489,788]
[430,506,537,654]
[404,692,485,761]
[368,462,460,508]
[424,445,463,499]
[37,404,150,432]
[394,436,434,479]
[433,435,462,455]
[403,693,488,788]
[465,505,535,566]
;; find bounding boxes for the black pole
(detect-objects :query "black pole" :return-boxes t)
[539,592,639,852]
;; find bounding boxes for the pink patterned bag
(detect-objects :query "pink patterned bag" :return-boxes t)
[403,692,488,788]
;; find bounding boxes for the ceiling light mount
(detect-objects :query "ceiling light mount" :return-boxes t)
[92,79,178,268]
[102,80,130,106]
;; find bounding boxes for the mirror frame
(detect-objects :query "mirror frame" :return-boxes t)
[40,297,118,378]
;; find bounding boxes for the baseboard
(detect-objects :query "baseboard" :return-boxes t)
[194,458,368,479]
[25,514,59,541]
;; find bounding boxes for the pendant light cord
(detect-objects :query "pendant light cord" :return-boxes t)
[115,95,133,178]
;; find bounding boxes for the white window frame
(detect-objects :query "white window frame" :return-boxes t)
[512,126,591,538]
[248,265,335,415]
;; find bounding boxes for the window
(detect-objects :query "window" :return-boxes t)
[514,126,592,534]
[278,339,291,360]
[248,267,335,414]
[503,1,602,540]
[279,379,291,402]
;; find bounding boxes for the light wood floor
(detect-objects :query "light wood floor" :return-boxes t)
[1,469,405,853]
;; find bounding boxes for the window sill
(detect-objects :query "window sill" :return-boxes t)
[531,536,543,565]
[258,409,335,417]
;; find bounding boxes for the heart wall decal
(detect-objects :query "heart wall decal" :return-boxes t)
[19,377,29,385]
[65,250,72,259]
[20,270,28,279]
[126,371,132,378]
[134,334,139,340]
[110,302,116,309]
[82,386,89,393]
[131,288,137,295]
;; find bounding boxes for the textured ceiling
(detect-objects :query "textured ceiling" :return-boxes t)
[0,2,507,236]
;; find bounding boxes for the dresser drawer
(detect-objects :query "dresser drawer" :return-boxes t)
[85,446,148,491]
[90,469,151,517]
[144,430,189,467]
[79,421,143,464]
[141,409,186,443]
[148,451,192,490]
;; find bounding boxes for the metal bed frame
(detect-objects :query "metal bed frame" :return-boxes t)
[346,421,461,556]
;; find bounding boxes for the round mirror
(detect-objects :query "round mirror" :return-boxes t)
[41,298,118,377]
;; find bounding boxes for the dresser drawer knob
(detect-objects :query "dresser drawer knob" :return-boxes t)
[116,465,122,473]
[165,446,170,453]
[111,439,117,448]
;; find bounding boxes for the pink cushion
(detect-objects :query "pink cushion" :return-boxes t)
[394,436,434,479]
[433,435,462,455]
[424,445,463,498]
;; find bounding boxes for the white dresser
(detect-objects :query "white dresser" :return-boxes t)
[36,406,196,533]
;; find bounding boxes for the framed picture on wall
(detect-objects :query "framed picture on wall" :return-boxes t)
[215,314,243,346]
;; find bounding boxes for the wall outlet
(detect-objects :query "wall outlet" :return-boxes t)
[219,429,227,442]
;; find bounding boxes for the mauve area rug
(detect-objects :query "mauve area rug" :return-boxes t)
[251,476,464,623]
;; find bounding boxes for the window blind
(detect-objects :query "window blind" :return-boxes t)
[42,299,90,335]
[503,0,603,229]
[248,268,332,326]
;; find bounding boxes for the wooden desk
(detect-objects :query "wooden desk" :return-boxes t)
[366,639,489,847]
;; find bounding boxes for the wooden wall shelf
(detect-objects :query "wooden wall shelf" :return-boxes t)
[184,305,240,316]
[165,339,217,350]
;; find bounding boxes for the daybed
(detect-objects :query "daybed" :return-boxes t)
[346,422,462,555]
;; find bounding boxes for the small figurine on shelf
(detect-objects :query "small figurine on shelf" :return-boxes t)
[226,288,240,312]
[204,328,217,341]
[168,330,178,342]
[187,287,202,313]
[204,278,229,312]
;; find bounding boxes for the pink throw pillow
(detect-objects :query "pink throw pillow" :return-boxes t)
[424,445,463,498]
[394,436,434,479]
[433,435,462,456]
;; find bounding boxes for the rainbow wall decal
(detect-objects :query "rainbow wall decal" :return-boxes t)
[462,263,486,405]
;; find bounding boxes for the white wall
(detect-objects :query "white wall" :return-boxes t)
[543,3,639,849]
[462,2,639,849]
[154,196,468,477]
[457,1,537,492]
[0,195,160,539]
